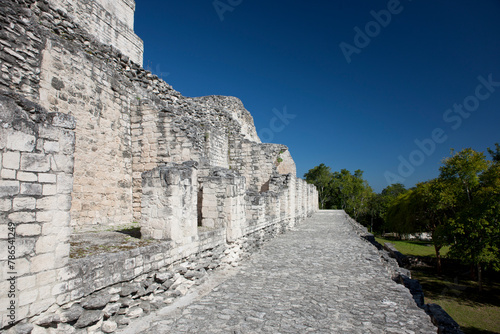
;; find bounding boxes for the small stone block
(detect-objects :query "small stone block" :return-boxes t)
[20,153,50,172]
[2,151,20,169]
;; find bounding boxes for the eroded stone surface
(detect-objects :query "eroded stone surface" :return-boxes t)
[121,211,437,333]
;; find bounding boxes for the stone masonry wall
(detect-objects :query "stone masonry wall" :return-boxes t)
[0,0,44,101]
[276,149,296,176]
[48,0,144,65]
[198,168,247,242]
[2,0,275,229]
[189,95,261,143]
[141,162,198,245]
[38,37,135,230]
[229,139,287,192]
[0,92,75,328]
[0,0,319,331]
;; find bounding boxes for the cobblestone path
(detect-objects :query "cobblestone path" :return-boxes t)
[121,210,437,333]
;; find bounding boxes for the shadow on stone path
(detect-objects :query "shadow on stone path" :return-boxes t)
[118,210,437,333]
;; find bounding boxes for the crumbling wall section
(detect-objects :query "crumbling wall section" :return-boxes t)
[229,139,286,192]
[141,162,198,245]
[276,149,296,176]
[189,95,261,143]
[0,0,44,100]
[48,0,144,65]
[0,92,75,328]
[199,168,246,242]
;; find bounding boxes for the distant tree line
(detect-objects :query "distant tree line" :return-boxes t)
[304,144,500,290]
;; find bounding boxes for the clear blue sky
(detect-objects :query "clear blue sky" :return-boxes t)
[134,0,500,193]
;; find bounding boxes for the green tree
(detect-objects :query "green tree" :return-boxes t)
[384,190,415,237]
[440,148,497,290]
[384,180,454,273]
[366,183,407,233]
[439,148,489,203]
[410,179,455,273]
[304,163,333,209]
[487,142,500,162]
[331,169,373,220]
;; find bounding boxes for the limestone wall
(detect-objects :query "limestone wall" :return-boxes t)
[141,162,198,245]
[0,92,75,328]
[198,168,246,242]
[189,96,261,143]
[48,0,144,65]
[38,37,135,230]
[277,149,297,176]
[0,0,319,331]
[0,0,44,100]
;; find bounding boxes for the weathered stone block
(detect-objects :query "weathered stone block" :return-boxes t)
[38,173,57,184]
[16,224,42,237]
[17,275,36,292]
[8,211,35,223]
[16,258,31,277]
[59,304,84,323]
[56,174,73,193]
[50,155,73,173]
[55,246,70,267]
[20,183,42,195]
[74,310,103,328]
[43,184,57,195]
[13,197,36,210]
[44,140,60,153]
[29,297,56,319]
[17,171,38,182]
[0,198,11,211]
[102,320,118,333]
[51,282,69,296]
[6,132,36,152]
[0,130,6,151]
[48,112,76,130]
[0,168,16,179]
[0,180,19,198]
[82,293,111,310]
[36,270,57,287]
[21,153,51,172]
[38,126,60,141]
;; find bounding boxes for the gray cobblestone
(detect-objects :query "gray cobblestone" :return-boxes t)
[121,211,437,333]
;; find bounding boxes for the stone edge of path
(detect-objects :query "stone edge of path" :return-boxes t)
[342,211,463,334]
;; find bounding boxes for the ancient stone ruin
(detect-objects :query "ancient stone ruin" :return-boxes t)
[0,0,318,332]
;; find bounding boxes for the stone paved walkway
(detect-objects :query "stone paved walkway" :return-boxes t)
[119,210,437,333]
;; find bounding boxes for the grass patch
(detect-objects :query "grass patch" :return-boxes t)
[376,237,500,334]
[413,268,500,334]
[375,236,449,257]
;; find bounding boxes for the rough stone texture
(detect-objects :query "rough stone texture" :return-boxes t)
[141,161,198,243]
[120,211,438,334]
[0,0,318,330]
[48,0,144,65]
[0,92,75,328]
[425,304,463,334]
[198,168,246,242]
[74,309,103,328]
[189,95,261,143]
